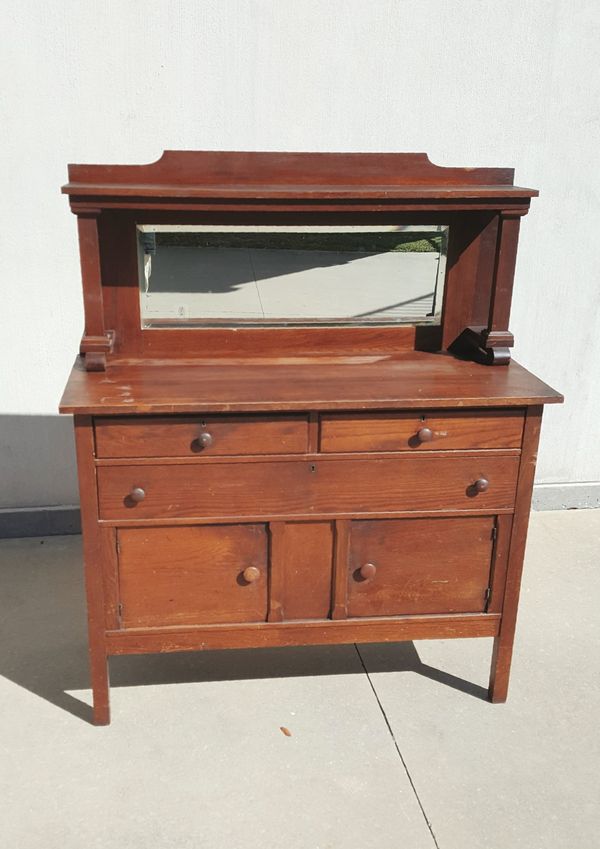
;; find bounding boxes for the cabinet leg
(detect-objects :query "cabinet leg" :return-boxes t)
[488,634,513,703]
[90,652,110,725]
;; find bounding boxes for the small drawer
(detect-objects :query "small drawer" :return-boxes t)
[97,454,519,521]
[95,414,309,458]
[320,410,524,453]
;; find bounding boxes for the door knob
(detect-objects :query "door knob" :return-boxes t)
[416,426,434,443]
[242,566,261,583]
[197,432,213,449]
[359,562,377,580]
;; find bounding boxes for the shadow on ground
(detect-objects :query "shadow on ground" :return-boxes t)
[0,536,487,725]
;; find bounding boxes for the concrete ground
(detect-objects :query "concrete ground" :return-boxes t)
[0,509,598,848]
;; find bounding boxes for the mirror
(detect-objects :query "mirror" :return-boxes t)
[138,224,448,328]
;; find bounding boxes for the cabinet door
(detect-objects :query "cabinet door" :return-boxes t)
[347,517,494,617]
[117,524,267,627]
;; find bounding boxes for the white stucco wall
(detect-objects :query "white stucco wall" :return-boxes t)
[1,0,599,509]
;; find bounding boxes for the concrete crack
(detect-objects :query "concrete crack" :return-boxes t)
[354,643,440,849]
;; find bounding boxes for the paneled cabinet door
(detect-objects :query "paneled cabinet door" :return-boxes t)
[347,517,496,617]
[117,524,268,628]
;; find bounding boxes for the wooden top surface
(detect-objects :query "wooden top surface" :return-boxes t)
[62,151,538,202]
[59,353,562,415]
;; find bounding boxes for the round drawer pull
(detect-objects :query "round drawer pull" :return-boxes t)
[473,477,489,493]
[129,487,146,503]
[197,432,214,449]
[359,562,377,581]
[416,426,434,443]
[242,566,261,584]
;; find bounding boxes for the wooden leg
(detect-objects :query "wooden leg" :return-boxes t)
[90,651,110,725]
[74,416,113,726]
[488,634,512,702]
[488,406,543,703]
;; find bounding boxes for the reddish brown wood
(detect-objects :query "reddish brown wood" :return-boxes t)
[60,354,562,416]
[307,413,319,453]
[442,213,492,350]
[64,150,529,193]
[117,525,268,627]
[489,406,543,702]
[76,213,113,371]
[95,414,309,458]
[320,409,524,453]
[60,152,561,723]
[487,214,522,339]
[487,514,513,615]
[62,152,540,364]
[347,517,495,617]
[96,454,520,521]
[267,521,285,622]
[105,612,501,655]
[277,522,333,620]
[100,527,120,631]
[73,415,110,724]
[331,520,350,620]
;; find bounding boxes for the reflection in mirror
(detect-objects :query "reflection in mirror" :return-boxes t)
[138,224,448,328]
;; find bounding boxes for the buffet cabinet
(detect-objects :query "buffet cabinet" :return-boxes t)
[60,151,561,723]
[70,396,551,725]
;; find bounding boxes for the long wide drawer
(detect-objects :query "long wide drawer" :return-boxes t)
[95,414,309,458]
[320,409,524,453]
[97,455,519,520]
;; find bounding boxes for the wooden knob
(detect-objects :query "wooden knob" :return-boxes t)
[129,487,145,503]
[359,562,377,580]
[473,478,489,493]
[416,427,434,443]
[197,432,213,449]
[242,566,261,583]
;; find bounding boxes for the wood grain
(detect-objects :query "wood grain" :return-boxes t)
[278,522,333,620]
[95,414,309,458]
[347,517,495,616]
[105,612,501,654]
[489,406,543,702]
[97,454,520,521]
[320,409,524,453]
[73,415,110,724]
[64,150,530,194]
[60,354,563,415]
[117,524,268,628]
[59,151,561,720]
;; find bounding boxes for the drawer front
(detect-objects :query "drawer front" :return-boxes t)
[98,455,519,520]
[95,414,309,458]
[320,410,524,452]
[117,524,268,627]
[347,517,494,616]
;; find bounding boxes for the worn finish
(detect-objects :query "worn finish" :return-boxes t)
[347,517,495,617]
[117,525,268,628]
[60,354,562,415]
[320,409,524,453]
[95,414,309,458]
[60,151,561,723]
[62,151,541,367]
[97,454,520,521]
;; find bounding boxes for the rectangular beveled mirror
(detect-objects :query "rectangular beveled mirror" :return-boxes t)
[137,224,448,328]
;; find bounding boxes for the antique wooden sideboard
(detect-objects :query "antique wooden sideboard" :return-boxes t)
[59,151,561,724]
